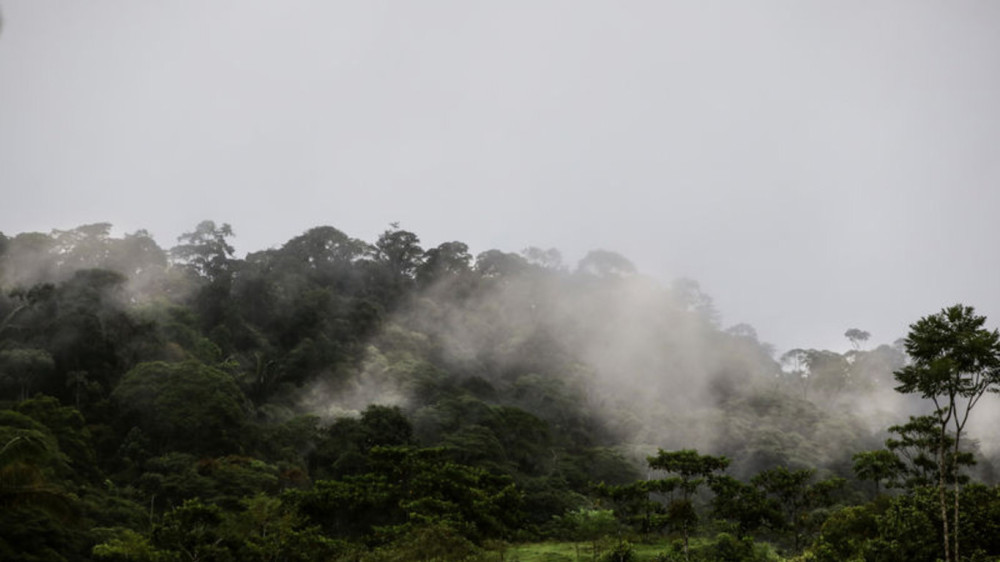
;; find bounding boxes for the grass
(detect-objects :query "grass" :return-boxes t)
[500,538,680,561]
[494,536,786,562]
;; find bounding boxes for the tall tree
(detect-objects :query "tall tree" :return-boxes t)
[366,224,424,306]
[894,304,1000,562]
[369,223,423,281]
[417,241,472,287]
[170,220,236,283]
[780,348,810,399]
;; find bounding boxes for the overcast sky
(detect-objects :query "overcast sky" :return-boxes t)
[1,2,999,354]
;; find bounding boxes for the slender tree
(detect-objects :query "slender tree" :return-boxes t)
[894,304,1000,562]
[844,328,870,351]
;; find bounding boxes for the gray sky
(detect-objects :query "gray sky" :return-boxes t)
[2,2,999,354]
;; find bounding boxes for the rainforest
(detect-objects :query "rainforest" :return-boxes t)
[2,221,999,561]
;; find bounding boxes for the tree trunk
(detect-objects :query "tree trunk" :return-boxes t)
[939,423,952,562]
[953,433,962,562]
[683,524,690,561]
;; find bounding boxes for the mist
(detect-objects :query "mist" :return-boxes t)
[3,3,1000,357]
[5,4,1000,558]
[4,217,998,484]
[288,236,1000,480]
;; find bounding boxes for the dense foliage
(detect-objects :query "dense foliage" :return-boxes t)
[1,221,998,561]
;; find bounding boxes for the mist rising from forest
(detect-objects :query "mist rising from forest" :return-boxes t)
[3,223,998,478]
[291,237,995,477]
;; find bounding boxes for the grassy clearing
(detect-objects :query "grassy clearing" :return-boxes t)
[495,536,785,562]
[500,539,677,561]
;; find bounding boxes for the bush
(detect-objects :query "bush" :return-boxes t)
[700,532,777,562]
[600,539,635,562]
[367,522,480,561]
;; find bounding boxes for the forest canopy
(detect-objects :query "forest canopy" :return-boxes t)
[1,221,999,561]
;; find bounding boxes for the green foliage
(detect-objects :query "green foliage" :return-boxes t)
[0,348,55,400]
[647,449,731,482]
[152,499,231,561]
[92,528,169,562]
[223,493,341,561]
[708,475,782,536]
[885,415,975,489]
[112,360,249,455]
[367,521,481,562]
[807,505,879,562]
[599,538,636,562]
[704,532,768,562]
[0,410,74,512]
[169,220,235,282]
[0,410,85,561]
[894,305,1000,402]
[16,395,98,481]
[851,449,904,497]
[648,449,730,557]
[893,304,1000,562]
[554,507,618,541]
[750,466,844,551]
[293,446,523,544]
[7,222,1000,561]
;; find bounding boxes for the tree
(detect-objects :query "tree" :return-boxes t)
[521,247,563,270]
[474,249,528,279]
[152,499,230,561]
[369,223,423,281]
[553,507,618,560]
[417,241,472,287]
[0,412,73,516]
[672,278,719,325]
[576,250,635,278]
[751,466,844,552]
[780,348,810,399]
[16,395,99,481]
[647,449,730,559]
[223,493,337,561]
[112,360,249,455]
[106,229,169,295]
[0,348,55,401]
[885,415,975,491]
[49,268,131,395]
[0,283,55,337]
[844,329,870,351]
[292,446,522,543]
[851,450,903,497]
[1,232,58,287]
[593,479,670,538]
[282,226,366,269]
[365,224,424,307]
[359,404,413,449]
[0,409,78,560]
[279,226,366,290]
[51,223,115,272]
[170,221,236,282]
[803,349,850,396]
[707,474,782,537]
[893,304,1000,562]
